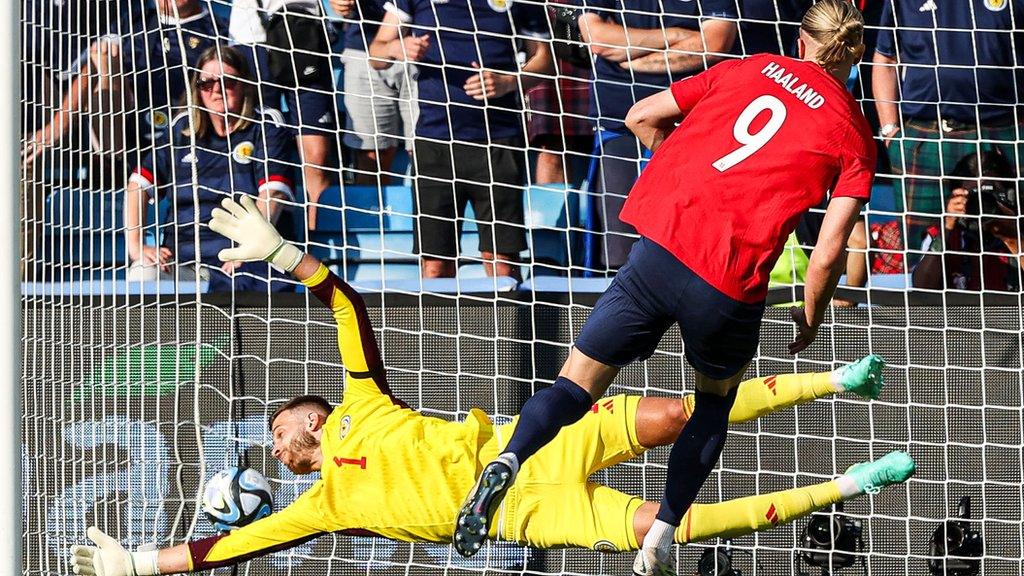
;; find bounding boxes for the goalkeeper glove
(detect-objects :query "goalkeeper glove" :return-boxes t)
[69,526,159,576]
[208,195,303,273]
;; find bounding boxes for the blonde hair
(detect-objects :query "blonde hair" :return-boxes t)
[182,45,258,139]
[801,0,866,72]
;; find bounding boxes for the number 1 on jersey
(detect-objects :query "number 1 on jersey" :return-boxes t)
[712,95,787,172]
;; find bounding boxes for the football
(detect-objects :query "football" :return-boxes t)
[202,466,274,532]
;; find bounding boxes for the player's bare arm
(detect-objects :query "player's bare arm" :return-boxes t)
[870,51,900,146]
[793,196,865,353]
[70,485,330,576]
[625,89,683,153]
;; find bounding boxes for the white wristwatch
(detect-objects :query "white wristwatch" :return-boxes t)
[879,123,900,138]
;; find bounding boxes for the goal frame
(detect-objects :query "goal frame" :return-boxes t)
[3,2,24,575]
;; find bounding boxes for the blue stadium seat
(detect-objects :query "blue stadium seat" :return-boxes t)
[311,184,418,280]
[41,188,129,269]
[868,183,900,227]
[351,275,519,293]
[524,183,580,230]
[520,276,613,293]
[315,184,415,233]
[868,273,910,289]
[312,184,490,281]
[523,183,581,274]
[344,262,422,284]
[342,230,415,262]
[46,187,123,233]
[871,184,899,212]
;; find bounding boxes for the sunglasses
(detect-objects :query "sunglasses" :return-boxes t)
[197,77,242,92]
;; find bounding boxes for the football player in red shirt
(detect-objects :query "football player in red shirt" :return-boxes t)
[456,3,877,573]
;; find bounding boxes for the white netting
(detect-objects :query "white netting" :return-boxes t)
[19,0,1024,575]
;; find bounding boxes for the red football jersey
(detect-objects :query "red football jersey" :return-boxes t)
[619,54,876,304]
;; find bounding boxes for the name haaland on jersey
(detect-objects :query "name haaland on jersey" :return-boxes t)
[760,61,826,109]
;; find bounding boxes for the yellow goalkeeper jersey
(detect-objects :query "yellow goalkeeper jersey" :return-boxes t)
[314,381,493,542]
[189,265,493,569]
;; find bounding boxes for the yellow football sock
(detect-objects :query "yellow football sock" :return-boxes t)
[681,371,837,424]
[676,481,843,543]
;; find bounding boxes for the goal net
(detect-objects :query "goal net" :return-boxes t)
[19,0,1023,575]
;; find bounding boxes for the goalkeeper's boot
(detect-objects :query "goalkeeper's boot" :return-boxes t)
[845,451,916,494]
[835,354,885,400]
[632,546,677,576]
[453,455,517,557]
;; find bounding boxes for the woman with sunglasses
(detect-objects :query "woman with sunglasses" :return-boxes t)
[124,45,297,292]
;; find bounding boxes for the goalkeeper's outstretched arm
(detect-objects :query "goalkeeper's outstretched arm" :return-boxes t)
[206,196,397,401]
[207,195,383,378]
[70,489,327,575]
[292,255,389,388]
[68,198,377,576]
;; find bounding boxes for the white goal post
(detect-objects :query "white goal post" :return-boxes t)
[4,1,24,576]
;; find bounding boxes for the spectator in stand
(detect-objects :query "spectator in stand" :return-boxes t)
[20,0,144,279]
[230,0,339,229]
[873,0,1024,253]
[775,1,883,303]
[368,0,553,278]
[526,3,594,187]
[912,150,1022,292]
[23,0,226,166]
[330,0,418,186]
[848,0,885,152]
[579,0,737,270]
[124,46,296,293]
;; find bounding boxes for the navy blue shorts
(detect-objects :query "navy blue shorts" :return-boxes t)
[283,86,338,136]
[574,237,766,380]
[251,45,337,136]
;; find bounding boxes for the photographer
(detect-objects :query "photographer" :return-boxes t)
[912,151,1023,292]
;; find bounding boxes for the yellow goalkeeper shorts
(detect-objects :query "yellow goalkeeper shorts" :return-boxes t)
[480,394,646,552]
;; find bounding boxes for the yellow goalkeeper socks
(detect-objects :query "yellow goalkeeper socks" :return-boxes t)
[681,371,837,424]
[675,481,843,544]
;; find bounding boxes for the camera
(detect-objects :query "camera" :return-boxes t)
[957,180,1019,232]
[798,503,863,574]
[928,496,982,576]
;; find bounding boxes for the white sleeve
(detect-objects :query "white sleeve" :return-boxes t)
[229,0,268,43]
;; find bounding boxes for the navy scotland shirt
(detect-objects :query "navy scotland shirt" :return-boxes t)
[875,0,1023,123]
[580,0,738,131]
[387,0,550,142]
[130,109,296,264]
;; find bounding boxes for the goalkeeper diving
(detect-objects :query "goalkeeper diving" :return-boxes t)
[69,197,915,576]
